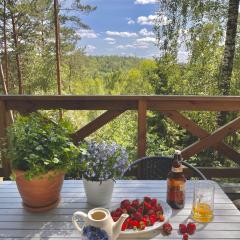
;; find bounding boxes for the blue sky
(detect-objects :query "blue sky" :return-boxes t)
[74,0,160,58]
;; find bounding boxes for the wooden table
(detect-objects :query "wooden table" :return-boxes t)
[0,180,239,239]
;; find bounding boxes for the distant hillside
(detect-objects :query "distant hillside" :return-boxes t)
[79,55,143,79]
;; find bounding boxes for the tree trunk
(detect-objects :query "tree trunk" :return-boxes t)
[3,0,9,92]
[0,64,8,95]
[218,0,240,126]
[9,1,23,94]
[54,0,62,95]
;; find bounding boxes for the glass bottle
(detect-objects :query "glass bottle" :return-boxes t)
[167,150,186,209]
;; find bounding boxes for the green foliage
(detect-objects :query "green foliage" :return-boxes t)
[7,113,79,180]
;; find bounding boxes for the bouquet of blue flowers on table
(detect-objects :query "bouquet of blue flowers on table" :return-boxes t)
[78,140,129,206]
[79,140,129,182]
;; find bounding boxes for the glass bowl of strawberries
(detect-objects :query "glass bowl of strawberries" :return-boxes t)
[110,196,172,235]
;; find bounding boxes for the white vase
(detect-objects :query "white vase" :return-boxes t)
[83,177,114,206]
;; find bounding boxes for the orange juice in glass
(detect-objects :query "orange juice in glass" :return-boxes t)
[191,181,214,222]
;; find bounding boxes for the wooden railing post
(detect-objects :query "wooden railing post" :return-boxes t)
[0,100,11,177]
[137,100,147,158]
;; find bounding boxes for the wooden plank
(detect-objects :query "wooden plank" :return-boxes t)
[137,100,147,158]
[184,167,240,179]
[1,95,240,111]
[2,95,240,102]
[0,101,11,177]
[5,100,138,111]
[182,116,240,159]
[71,110,125,142]
[163,111,240,164]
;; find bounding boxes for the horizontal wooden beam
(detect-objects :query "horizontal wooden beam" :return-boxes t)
[2,95,240,111]
[184,167,240,179]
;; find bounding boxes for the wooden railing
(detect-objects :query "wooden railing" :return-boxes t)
[1,95,240,178]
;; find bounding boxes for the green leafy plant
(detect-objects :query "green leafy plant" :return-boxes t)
[7,112,79,180]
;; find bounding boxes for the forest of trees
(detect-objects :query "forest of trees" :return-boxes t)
[0,0,240,171]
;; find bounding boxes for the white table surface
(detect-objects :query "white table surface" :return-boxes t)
[0,180,239,240]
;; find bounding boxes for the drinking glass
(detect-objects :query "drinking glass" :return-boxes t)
[191,181,214,222]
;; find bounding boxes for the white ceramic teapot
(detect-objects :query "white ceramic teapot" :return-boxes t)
[72,207,128,240]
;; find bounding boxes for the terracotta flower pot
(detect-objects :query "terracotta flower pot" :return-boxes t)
[14,170,64,212]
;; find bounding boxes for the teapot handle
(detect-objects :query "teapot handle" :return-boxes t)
[72,211,88,232]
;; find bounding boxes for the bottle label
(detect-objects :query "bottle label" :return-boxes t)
[171,166,183,173]
[167,180,185,207]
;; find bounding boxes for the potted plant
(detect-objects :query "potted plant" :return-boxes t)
[78,140,128,206]
[7,112,79,212]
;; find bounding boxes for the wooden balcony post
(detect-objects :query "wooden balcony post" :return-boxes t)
[0,100,11,177]
[137,100,147,158]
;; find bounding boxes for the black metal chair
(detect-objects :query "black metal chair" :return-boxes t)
[122,156,206,180]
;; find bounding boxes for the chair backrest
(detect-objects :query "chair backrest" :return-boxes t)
[122,156,206,180]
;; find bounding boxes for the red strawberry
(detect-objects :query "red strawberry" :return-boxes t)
[144,201,152,210]
[112,216,119,222]
[144,196,152,203]
[179,223,187,234]
[111,211,118,218]
[126,205,136,214]
[116,208,123,214]
[149,214,157,225]
[142,216,151,226]
[159,215,165,222]
[182,233,188,240]
[147,209,155,215]
[156,204,163,213]
[131,199,140,208]
[121,221,128,231]
[131,212,142,221]
[130,220,140,229]
[121,199,131,209]
[137,207,143,214]
[162,223,172,235]
[187,222,196,235]
[151,198,157,206]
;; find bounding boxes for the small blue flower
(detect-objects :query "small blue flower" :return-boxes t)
[79,141,128,181]
[82,225,109,240]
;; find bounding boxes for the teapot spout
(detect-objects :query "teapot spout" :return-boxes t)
[112,213,129,240]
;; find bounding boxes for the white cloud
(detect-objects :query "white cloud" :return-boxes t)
[134,42,149,49]
[76,29,98,38]
[136,37,156,43]
[105,37,115,41]
[85,45,96,52]
[139,28,154,36]
[117,42,150,49]
[137,15,157,25]
[104,37,116,45]
[134,0,157,4]
[126,17,135,25]
[137,14,169,26]
[106,31,138,37]
[117,44,135,49]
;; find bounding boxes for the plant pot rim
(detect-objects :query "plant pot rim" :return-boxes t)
[13,169,65,180]
[82,176,114,182]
